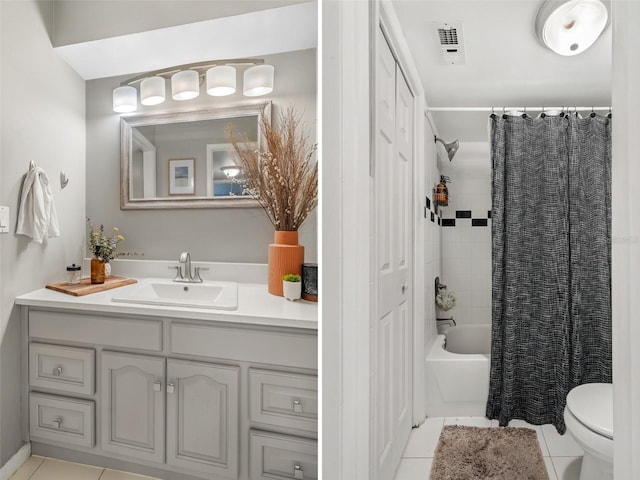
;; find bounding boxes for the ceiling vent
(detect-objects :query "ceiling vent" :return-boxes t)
[433,22,466,65]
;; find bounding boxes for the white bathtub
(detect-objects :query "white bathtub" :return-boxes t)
[425,324,491,417]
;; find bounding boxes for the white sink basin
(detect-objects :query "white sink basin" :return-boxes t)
[112,279,238,310]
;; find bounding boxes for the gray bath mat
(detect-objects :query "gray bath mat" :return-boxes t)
[430,425,549,480]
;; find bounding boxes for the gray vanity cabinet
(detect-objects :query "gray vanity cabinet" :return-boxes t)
[101,352,240,478]
[101,351,165,464]
[23,306,316,480]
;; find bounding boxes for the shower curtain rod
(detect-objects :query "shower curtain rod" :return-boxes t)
[426,106,611,113]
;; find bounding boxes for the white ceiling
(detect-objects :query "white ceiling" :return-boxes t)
[391,0,612,142]
[54,1,317,80]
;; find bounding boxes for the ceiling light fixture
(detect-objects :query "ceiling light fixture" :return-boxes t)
[535,0,609,56]
[221,166,241,178]
[112,58,274,113]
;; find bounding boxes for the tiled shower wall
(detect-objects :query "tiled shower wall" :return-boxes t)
[424,130,442,341]
[438,142,492,327]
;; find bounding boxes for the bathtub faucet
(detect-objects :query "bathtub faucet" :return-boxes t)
[436,317,456,326]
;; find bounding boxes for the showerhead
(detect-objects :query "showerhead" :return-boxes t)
[434,136,459,161]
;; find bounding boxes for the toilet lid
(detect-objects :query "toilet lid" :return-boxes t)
[566,383,613,439]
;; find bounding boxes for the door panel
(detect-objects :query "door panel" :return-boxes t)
[166,359,239,478]
[101,351,165,463]
[373,26,414,480]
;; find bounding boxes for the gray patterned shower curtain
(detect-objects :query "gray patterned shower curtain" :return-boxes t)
[486,113,612,433]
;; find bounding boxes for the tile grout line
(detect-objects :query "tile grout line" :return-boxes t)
[24,457,45,480]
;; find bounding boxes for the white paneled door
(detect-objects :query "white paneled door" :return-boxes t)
[373,26,414,480]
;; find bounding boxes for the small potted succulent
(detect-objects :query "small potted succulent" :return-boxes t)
[282,273,302,301]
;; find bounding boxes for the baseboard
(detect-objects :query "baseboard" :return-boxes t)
[0,442,31,480]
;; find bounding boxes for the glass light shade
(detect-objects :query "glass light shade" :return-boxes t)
[113,86,137,113]
[537,0,608,56]
[171,70,200,101]
[243,64,274,97]
[140,76,166,106]
[221,166,241,178]
[206,66,236,96]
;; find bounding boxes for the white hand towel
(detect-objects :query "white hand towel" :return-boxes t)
[16,166,60,243]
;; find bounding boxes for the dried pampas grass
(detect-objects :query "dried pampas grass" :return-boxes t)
[227,104,317,231]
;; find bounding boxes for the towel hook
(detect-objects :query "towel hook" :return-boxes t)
[28,160,36,170]
[60,171,69,189]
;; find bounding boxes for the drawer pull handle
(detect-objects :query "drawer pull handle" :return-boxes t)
[294,464,304,479]
[293,399,303,413]
[53,367,62,376]
[167,383,176,394]
[53,418,62,429]
[153,381,162,392]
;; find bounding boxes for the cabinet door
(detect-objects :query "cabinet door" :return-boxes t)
[166,359,239,478]
[101,351,165,463]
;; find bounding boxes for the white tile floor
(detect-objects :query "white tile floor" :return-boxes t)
[10,457,159,480]
[394,416,584,480]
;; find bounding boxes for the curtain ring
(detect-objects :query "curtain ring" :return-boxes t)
[541,106,546,118]
[522,106,527,119]
[490,106,496,119]
[502,106,507,119]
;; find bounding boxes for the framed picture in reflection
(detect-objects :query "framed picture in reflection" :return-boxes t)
[168,158,195,196]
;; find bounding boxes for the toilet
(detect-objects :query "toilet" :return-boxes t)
[564,383,613,480]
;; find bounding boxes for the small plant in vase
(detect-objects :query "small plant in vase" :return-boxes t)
[87,219,126,284]
[282,274,302,301]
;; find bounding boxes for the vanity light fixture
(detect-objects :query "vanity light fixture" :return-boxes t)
[243,64,275,97]
[206,65,237,96]
[112,86,138,113]
[171,70,200,101]
[140,76,166,106]
[535,0,609,56]
[112,59,274,113]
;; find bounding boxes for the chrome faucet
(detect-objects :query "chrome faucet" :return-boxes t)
[170,252,208,283]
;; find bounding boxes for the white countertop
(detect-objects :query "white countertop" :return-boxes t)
[15,279,318,330]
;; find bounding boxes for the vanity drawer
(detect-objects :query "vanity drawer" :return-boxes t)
[171,322,317,369]
[249,369,317,433]
[29,309,162,351]
[249,430,317,480]
[29,392,95,448]
[29,343,95,395]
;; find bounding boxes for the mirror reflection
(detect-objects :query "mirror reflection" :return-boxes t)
[121,103,270,209]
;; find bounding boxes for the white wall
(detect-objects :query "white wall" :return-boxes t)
[424,125,441,341]
[85,48,317,265]
[0,0,86,465]
[439,142,491,327]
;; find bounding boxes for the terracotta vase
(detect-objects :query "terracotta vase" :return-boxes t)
[268,231,304,296]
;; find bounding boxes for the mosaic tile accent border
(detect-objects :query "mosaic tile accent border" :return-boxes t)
[424,198,492,227]
[441,210,493,227]
[425,196,442,224]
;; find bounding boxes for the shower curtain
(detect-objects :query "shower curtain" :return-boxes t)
[486,113,612,433]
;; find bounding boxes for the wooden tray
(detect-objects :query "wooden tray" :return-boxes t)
[46,276,137,297]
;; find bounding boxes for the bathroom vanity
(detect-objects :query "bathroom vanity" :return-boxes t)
[16,274,318,480]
